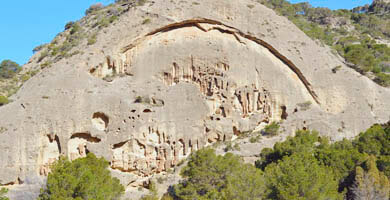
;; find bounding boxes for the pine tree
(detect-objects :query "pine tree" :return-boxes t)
[264,152,343,200]
[174,148,265,200]
[38,153,124,200]
[350,156,390,200]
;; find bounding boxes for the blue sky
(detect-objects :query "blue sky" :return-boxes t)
[0,0,373,65]
[289,0,372,10]
[0,0,114,65]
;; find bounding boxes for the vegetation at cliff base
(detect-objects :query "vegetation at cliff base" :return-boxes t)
[38,153,124,200]
[350,156,390,200]
[167,125,390,200]
[173,148,264,200]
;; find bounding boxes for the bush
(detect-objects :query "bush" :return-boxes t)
[332,65,342,73]
[375,72,390,87]
[109,15,118,23]
[249,134,262,143]
[0,96,9,106]
[115,0,147,6]
[169,125,390,200]
[70,23,82,35]
[64,21,74,30]
[87,34,97,45]
[21,74,30,82]
[38,50,49,63]
[38,153,124,200]
[0,60,21,79]
[97,18,110,28]
[40,61,52,69]
[0,188,9,200]
[262,122,280,136]
[142,18,151,24]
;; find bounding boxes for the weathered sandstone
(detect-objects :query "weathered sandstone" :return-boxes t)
[1,0,390,198]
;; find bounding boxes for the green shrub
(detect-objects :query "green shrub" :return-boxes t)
[70,23,82,35]
[134,95,151,104]
[98,18,110,28]
[40,61,52,69]
[375,72,390,87]
[332,65,342,73]
[38,153,124,200]
[250,134,262,143]
[0,188,9,200]
[87,34,97,45]
[109,15,118,23]
[64,21,75,30]
[142,18,151,24]
[224,141,233,152]
[0,60,21,79]
[137,0,147,6]
[21,74,31,82]
[0,96,9,106]
[0,127,7,134]
[38,50,49,63]
[262,122,280,136]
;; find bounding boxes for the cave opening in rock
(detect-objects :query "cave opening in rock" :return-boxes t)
[143,109,152,113]
[92,112,109,131]
[281,105,288,120]
[70,132,101,143]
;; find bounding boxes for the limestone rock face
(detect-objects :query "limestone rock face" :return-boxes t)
[1,0,390,197]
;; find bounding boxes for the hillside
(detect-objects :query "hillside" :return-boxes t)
[260,0,390,86]
[0,0,390,199]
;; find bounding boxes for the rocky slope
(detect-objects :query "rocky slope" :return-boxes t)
[1,0,390,199]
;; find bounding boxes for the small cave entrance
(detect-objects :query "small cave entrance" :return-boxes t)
[68,132,101,161]
[143,109,152,113]
[233,126,241,136]
[70,132,102,143]
[281,105,288,120]
[39,134,61,176]
[92,112,109,131]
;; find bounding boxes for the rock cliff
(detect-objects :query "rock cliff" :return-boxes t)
[1,0,390,198]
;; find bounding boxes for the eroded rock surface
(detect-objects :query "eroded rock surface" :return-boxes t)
[1,0,390,198]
